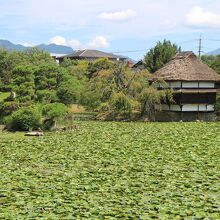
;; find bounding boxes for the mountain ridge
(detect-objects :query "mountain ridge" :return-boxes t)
[207,48,220,55]
[0,39,74,54]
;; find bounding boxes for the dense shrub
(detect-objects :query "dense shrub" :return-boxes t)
[42,103,68,131]
[42,103,67,119]
[9,107,41,131]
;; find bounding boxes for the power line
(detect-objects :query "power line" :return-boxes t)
[176,39,198,45]
[109,36,220,55]
[204,38,220,42]
[111,39,198,54]
[196,36,220,57]
[202,46,217,50]
[112,49,151,54]
[112,39,202,54]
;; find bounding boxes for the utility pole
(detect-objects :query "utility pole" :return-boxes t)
[198,34,202,58]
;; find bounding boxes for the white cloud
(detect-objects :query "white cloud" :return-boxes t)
[68,39,82,49]
[87,36,110,49]
[49,36,67,45]
[98,9,135,21]
[185,6,220,28]
[49,35,110,49]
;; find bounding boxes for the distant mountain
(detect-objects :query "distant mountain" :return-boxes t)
[207,48,220,55]
[0,39,74,54]
[0,39,27,51]
[36,43,74,54]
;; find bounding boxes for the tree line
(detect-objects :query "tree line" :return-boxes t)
[0,40,219,131]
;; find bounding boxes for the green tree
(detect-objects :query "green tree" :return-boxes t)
[80,90,102,111]
[202,55,220,74]
[139,85,173,121]
[109,92,133,115]
[144,40,181,73]
[35,90,58,103]
[22,48,55,65]
[34,64,71,103]
[0,48,55,92]
[0,49,21,90]
[12,66,35,102]
[80,60,173,120]
[87,58,114,78]
[59,57,78,68]
[57,77,83,105]
[34,64,67,90]
[71,60,89,80]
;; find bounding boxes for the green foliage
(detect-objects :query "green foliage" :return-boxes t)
[201,55,220,74]
[59,57,78,68]
[216,94,220,111]
[10,62,83,105]
[12,65,35,102]
[70,58,114,79]
[80,90,102,110]
[42,103,67,119]
[87,58,114,78]
[202,55,220,112]
[0,48,55,91]
[144,40,181,73]
[57,77,83,105]
[109,92,133,115]
[0,92,10,101]
[138,79,173,120]
[9,106,41,131]
[0,101,20,116]
[34,64,83,105]
[0,49,19,89]
[42,103,67,131]
[21,48,55,65]
[0,48,173,121]
[34,64,67,90]
[35,90,58,103]
[79,61,170,120]
[71,60,89,80]
[140,87,161,115]
[0,122,219,218]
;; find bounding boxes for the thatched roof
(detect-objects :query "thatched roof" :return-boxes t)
[151,51,220,82]
[59,49,126,60]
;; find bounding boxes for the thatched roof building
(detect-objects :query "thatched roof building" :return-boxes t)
[151,51,220,82]
[151,51,220,122]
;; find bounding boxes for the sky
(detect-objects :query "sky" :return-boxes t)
[1,0,220,60]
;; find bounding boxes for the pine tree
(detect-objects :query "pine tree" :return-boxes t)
[144,40,181,73]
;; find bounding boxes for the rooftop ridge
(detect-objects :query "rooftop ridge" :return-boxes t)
[80,49,87,57]
[151,51,220,82]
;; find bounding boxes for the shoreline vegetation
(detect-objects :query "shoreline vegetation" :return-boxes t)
[0,40,219,132]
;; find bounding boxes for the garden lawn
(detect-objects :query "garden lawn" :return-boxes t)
[0,122,220,219]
